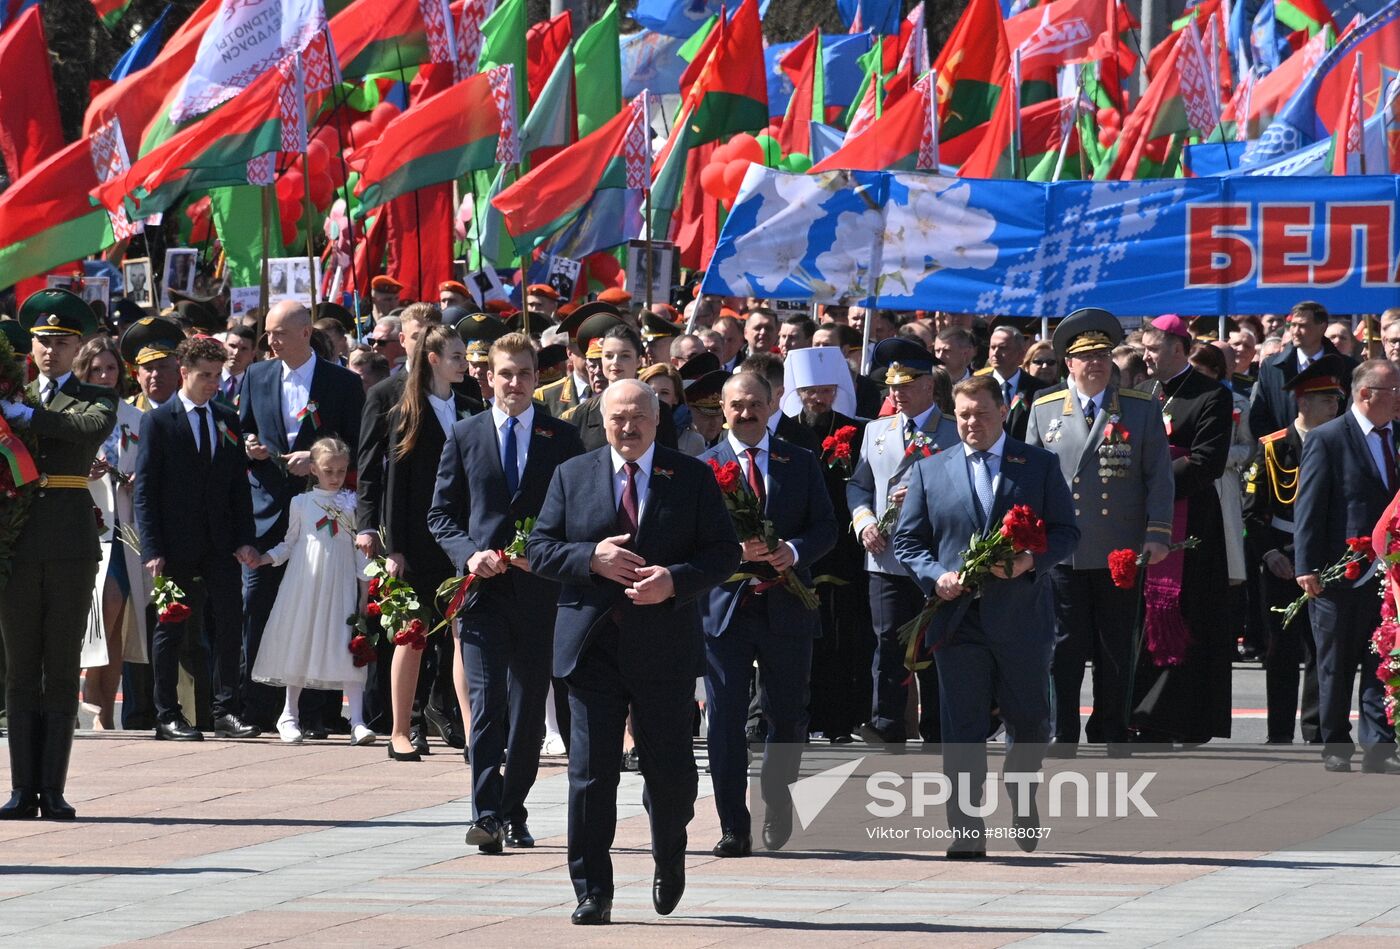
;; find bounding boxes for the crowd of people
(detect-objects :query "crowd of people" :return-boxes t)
[2,276,1398,922]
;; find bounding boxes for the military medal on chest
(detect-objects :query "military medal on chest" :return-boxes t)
[1044,417,1063,444]
[1097,413,1132,479]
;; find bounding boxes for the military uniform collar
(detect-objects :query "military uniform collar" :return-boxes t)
[35,371,73,393]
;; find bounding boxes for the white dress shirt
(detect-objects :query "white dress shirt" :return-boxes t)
[428,392,457,437]
[491,403,534,484]
[898,405,937,443]
[727,431,800,564]
[1297,347,1324,372]
[963,431,1007,511]
[178,391,218,455]
[1352,403,1395,490]
[280,354,317,443]
[611,443,656,519]
[4,371,73,423]
[992,369,1022,405]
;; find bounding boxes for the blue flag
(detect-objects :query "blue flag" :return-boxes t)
[834,0,902,35]
[622,28,687,98]
[634,0,771,38]
[110,6,172,82]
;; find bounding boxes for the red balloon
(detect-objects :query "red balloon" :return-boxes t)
[1143,136,1171,163]
[349,119,378,147]
[710,141,735,165]
[309,173,334,209]
[275,173,298,204]
[729,133,764,166]
[279,214,300,248]
[307,140,331,178]
[369,102,400,130]
[1096,107,1121,129]
[1097,126,1119,149]
[699,162,728,198]
[721,158,750,198]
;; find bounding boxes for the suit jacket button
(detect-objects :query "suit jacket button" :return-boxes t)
[1102,508,1109,516]
[1102,492,1110,500]
[1074,508,1081,516]
[1073,492,1080,500]
[1072,476,1080,484]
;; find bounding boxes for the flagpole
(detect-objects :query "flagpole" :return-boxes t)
[323,26,363,335]
[302,146,320,318]
[259,186,273,335]
[644,187,655,312]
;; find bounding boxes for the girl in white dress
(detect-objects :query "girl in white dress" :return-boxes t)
[252,437,375,746]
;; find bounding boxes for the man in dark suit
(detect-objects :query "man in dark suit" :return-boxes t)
[699,373,835,857]
[134,337,262,742]
[893,374,1079,857]
[976,324,1046,441]
[428,333,585,853]
[240,301,365,732]
[1295,359,1400,774]
[737,352,822,455]
[528,379,739,925]
[1250,300,1357,444]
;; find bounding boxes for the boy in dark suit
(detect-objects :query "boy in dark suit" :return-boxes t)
[135,337,262,742]
[528,379,739,925]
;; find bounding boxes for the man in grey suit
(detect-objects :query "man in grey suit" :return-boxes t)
[847,338,960,744]
[1025,309,1174,757]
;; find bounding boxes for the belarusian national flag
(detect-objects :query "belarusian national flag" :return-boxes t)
[493,92,650,254]
[0,138,113,288]
[674,0,767,144]
[91,0,132,29]
[777,28,823,157]
[810,79,934,171]
[1332,54,1364,173]
[353,67,518,213]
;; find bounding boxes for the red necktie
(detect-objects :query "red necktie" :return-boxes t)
[746,448,765,510]
[617,461,640,536]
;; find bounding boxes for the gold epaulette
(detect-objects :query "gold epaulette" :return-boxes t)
[1260,428,1288,444]
[1119,389,1151,400]
[1033,390,1066,407]
[974,366,993,376]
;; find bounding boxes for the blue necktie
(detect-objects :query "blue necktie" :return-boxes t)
[972,450,995,525]
[503,416,520,496]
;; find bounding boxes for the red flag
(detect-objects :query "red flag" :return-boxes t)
[0,7,64,179]
[385,183,453,303]
[777,28,819,157]
[1334,55,1363,174]
[526,12,571,106]
[932,0,1010,140]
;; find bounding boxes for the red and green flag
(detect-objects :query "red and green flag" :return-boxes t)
[811,81,934,172]
[674,0,768,145]
[0,137,114,288]
[932,0,1010,141]
[353,67,517,213]
[0,6,64,181]
[91,0,133,29]
[777,28,824,157]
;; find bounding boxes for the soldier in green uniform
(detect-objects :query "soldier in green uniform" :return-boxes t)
[0,289,117,821]
[1243,355,1346,744]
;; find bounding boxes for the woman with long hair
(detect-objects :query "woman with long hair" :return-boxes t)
[75,337,149,729]
[382,325,476,760]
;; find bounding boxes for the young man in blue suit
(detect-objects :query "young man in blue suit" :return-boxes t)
[528,379,740,925]
[1295,358,1400,774]
[239,301,365,732]
[135,337,263,742]
[699,372,835,857]
[428,333,585,853]
[893,374,1079,858]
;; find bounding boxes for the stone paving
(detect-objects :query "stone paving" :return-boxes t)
[2,732,1400,947]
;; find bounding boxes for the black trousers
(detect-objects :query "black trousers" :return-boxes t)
[1310,584,1395,761]
[1049,566,1136,744]
[0,557,98,716]
[808,574,873,738]
[459,579,554,823]
[869,571,940,740]
[154,555,244,724]
[1260,567,1320,743]
[565,622,696,901]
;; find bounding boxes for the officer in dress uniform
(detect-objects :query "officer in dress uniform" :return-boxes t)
[1024,308,1174,757]
[848,338,960,744]
[0,290,117,821]
[1243,356,1347,744]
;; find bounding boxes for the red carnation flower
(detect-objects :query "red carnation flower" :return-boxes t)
[368,577,380,597]
[366,601,382,619]
[1346,536,1376,559]
[822,435,838,452]
[158,602,192,624]
[1000,504,1047,554]
[833,442,852,461]
[834,425,858,442]
[1345,560,1363,581]
[1108,548,1140,589]
[348,634,376,667]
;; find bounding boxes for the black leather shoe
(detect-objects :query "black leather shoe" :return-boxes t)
[1362,753,1400,774]
[410,724,431,755]
[38,790,75,821]
[465,815,505,854]
[423,705,466,750]
[570,896,612,925]
[652,857,685,915]
[621,748,641,772]
[386,742,421,762]
[154,717,203,741]
[858,723,906,746]
[1044,739,1078,759]
[712,831,752,857]
[504,819,535,848]
[301,726,329,741]
[1324,755,1353,773]
[213,715,261,739]
[762,811,792,851]
[1012,790,1041,853]
[0,789,38,820]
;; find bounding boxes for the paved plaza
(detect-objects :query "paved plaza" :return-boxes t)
[4,711,1400,947]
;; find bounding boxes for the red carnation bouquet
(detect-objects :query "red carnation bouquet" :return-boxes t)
[1107,538,1202,589]
[116,524,190,623]
[709,458,820,610]
[897,505,1048,663]
[1274,535,1376,629]
[1373,510,1400,726]
[821,425,859,477]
